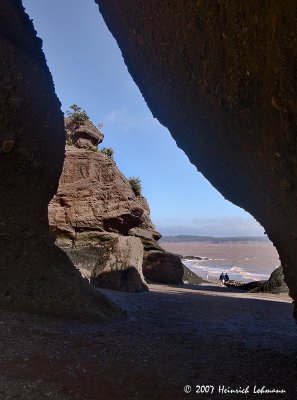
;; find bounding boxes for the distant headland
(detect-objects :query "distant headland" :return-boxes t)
[160,235,270,244]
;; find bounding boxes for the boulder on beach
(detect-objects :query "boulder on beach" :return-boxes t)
[143,251,184,284]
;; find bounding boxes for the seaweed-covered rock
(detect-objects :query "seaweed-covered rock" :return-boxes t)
[90,236,147,292]
[240,266,288,294]
[182,264,204,285]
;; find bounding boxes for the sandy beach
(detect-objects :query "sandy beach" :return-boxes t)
[0,282,296,400]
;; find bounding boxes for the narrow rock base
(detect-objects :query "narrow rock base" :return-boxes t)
[0,238,124,322]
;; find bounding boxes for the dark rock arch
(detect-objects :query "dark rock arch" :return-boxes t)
[2,0,297,321]
[0,0,122,320]
[96,0,297,319]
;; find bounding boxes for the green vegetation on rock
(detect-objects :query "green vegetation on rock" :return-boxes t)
[101,147,114,161]
[66,104,90,126]
[129,177,142,196]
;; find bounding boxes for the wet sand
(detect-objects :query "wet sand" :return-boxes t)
[0,283,296,400]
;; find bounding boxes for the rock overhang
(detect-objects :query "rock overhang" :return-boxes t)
[96,0,297,319]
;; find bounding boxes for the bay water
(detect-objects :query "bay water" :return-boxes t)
[161,241,280,283]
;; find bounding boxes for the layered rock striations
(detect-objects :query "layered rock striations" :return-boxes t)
[0,0,121,321]
[49,119,183,290]
[97,0,297,319]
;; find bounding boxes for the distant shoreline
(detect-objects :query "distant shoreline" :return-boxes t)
[161,239,279,283]
[160,235,270,244]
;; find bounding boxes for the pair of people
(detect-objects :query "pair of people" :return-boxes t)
[219,272,229,286]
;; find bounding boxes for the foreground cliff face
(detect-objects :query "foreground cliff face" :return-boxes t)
[97,0,297,319]
[0,0,122,321]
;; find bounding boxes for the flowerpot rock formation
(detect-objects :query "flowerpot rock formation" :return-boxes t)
[48,119,184,289]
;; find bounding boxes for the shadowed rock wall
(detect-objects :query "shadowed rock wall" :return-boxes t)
[0,0,121,320]
[97,0,297,318]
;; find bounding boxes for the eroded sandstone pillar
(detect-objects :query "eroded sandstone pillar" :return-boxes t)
[0,0,122,320]
[97,0,297,318]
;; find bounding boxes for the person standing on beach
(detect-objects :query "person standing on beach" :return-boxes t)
[219,272,225,286]
[224,273,229,285]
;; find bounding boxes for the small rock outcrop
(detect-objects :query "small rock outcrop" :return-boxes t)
[182,264,204,285]
[65,117,104,151]
[241,266,289,294]
[49,118,182,290]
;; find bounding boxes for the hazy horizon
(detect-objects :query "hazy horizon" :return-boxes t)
[160,234,267,239]
[157,216,265,237]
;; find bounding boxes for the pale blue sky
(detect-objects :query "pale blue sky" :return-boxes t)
[23,0,265,237]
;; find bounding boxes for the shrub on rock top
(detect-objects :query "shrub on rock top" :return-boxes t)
[66,104,90,126]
